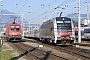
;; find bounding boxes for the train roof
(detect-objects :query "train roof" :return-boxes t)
[7,23,21,26]
[47,17,71,21]
[41,17,71,26]
[56,17,71,20]
[49,17,71,21]
[74,26,90,31]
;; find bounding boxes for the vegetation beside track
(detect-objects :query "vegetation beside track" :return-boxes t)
[0,42,16,60]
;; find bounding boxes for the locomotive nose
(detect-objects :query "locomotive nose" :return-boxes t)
[58,30,72,39]
[10,32,21,36]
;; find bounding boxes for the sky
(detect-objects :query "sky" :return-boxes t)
[0,0,90,23]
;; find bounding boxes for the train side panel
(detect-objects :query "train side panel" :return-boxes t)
[84,28,90,39]
[74,26,90,39]
[33,28,40,38]
[39,20,54,40]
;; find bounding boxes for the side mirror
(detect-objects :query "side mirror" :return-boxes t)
[0,40,3,48]
[4,33,5,35]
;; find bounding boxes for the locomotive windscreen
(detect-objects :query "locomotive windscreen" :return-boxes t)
[11,26,20,31]
[56,17,72,32]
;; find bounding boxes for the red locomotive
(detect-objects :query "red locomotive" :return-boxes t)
[5,22,22,41]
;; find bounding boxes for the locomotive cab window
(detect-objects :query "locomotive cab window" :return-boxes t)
[11,26,20,31]
[57,21,72,32]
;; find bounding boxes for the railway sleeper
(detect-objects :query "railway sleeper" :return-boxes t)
[40,51,51,60]
[56,39,74,45]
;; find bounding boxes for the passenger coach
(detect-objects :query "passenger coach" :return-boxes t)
[84,28,90,39]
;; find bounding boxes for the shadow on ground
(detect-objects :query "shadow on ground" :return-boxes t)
[10,51,28,60]
[10,47,36,60]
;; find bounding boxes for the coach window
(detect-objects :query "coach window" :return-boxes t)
[88,29,90,33]
[86,29,88,33]
[84,29,86,33]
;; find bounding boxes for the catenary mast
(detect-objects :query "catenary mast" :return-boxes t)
[78,0,81,43]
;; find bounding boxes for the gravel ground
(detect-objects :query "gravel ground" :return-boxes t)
[23,41,82,60]
[4,38,89,60]
[75,45,90,50]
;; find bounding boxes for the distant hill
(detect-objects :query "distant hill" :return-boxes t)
[0,9,21,24]
[66,13,87,22]
[0,9,14,14]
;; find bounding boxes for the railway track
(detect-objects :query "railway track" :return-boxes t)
[8,42,68,60]
[23,38,90,60]
[5,38,90,60]
[55,46,90,60]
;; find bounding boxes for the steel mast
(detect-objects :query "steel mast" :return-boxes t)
[78,0,81,43]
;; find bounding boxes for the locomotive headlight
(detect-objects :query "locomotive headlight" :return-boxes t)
[9,33,11,34]
[19,33,21,34]
[70,35,75,38]
[70,35,72,37]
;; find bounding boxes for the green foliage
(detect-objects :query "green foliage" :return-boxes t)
[72,20,78,27]
[1,45,15,60]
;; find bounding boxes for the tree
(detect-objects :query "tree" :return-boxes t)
[72,20,78,27]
